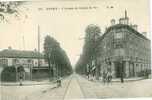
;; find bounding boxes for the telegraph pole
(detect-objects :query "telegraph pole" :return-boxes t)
[37,25,40,74]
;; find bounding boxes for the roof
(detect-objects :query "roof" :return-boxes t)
[0,49,44,59]
[98,24,150,42]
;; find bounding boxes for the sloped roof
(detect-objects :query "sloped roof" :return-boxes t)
[0,49,44,58]
[105,24,150,40]
[98,24,150,42]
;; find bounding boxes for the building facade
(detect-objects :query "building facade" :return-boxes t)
[0,48,49,81]
[96,12,151,78]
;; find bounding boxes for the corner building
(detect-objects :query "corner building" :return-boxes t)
[97,15,151,78]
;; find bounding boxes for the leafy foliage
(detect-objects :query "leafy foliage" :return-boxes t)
[1,66,17,82]
[44,35,72,77]
[75,24,101,74]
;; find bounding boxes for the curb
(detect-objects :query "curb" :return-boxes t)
[81,75,146,83]
[0,81,55,86]
[0,76,70,86]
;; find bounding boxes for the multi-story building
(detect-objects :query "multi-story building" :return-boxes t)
[96,11,151,78]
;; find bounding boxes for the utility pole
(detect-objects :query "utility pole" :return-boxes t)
[37,25,40,74]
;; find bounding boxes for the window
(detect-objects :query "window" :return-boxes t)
[39,60,42,66]
[13,59,19,64]
[27,59,32,63]
[114,43,123,49]
[113,40,124,49]
[114,32,123,39]
[0,59,8,66]
[114,49,125,56]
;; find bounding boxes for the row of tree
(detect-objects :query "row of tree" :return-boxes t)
[75,24,101,76]
[44,35,73,79]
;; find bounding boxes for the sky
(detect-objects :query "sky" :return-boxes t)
[0,0,150,67]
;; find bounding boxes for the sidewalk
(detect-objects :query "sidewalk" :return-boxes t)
[82,75,145,83]
[1,76,70,86]
[0,80,54,86]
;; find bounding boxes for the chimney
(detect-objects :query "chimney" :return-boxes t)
[119,10,129,25]
[124,10,129,25]
[119,18,125,24]
[111,19,116,25]
[34,48,37,52]
[125,10,127,18]
[124,17,129,25]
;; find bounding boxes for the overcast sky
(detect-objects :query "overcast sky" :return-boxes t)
[0,0,150,67]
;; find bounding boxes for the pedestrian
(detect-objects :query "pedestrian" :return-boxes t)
[87,71,90,80]
[86,64,90,80]
[19,75,23,86]
[102,71,107,85]
[58,77,62,87]
[56,77,62,87]
[107,71,112,85]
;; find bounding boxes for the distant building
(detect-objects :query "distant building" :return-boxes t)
[0,48,49,80]
[96,11,151,78]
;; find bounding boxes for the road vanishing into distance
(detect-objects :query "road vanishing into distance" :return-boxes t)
[1,74,152,100]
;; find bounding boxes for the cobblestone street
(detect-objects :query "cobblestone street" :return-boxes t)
[1,74,152,100]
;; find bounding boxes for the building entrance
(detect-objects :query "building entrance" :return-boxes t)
[115,61,124,78]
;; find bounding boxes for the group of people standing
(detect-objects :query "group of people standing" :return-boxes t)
[86,68,113,85]
[86,62,113,84]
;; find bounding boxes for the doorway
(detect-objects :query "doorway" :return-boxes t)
[115,61,124,78]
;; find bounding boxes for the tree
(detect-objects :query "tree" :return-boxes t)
[1,66,16,82]
[85,24,101,79]
[44,35,72,79]
[44,35,59,79]
[75,24,101,79]
[85,24,101,40]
